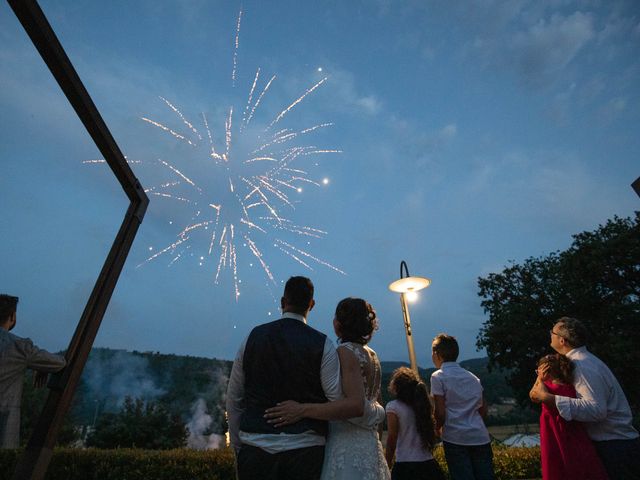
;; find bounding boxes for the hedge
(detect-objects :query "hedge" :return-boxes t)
[0,448,235,480]
[1,445,540,480]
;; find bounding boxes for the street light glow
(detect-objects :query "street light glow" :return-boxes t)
[405,291,418,302]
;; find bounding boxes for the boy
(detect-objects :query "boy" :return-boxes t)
[430,333,494,480]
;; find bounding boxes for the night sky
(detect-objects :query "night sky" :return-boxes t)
[1,0,638,368]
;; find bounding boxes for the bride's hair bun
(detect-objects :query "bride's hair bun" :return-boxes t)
[335,297,378,344]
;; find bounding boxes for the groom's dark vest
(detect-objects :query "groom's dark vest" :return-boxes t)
[239,317,329,436]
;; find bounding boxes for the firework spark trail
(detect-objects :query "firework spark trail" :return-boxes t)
[230,235,239,300]
[245,74,276,128]
[158,159,202,192]
[261,218,326,238]
[148,192,192,202]
[241,68,260,130]
[272,177,302,192]
[289,176,320,187]
[145,181,181,192]
[243,156,277,164]
[202,112,222,160]
[215,243,228,282]
[267,77,328,130]
[240,217,267,233]
[276,239,346,275]
[207,204,221,255]
[177,221,212,238]
[138,236,189,267]
[168,249,187,267]
[82,159,141,164]
[141,117,195,146]
[213,224,240,299]
[302,149,343,156]
[231,8,243,86]
[160,97,202,140]
[225,107,233,159]
[252,123,331,155]
[245,235,275,282]
[275,243,312,270]
[282,167,308,174]
[265,147,309,177]
[241,178,285,221]
[300,123,333,134]
[257,176,295,207]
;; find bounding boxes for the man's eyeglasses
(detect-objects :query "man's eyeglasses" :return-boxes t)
[549,329,564,339]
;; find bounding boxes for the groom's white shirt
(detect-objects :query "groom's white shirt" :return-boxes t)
[226,312,386,454]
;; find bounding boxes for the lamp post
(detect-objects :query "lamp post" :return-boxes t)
[388,261,431,373]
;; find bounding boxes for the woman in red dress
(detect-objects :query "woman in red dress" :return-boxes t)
[533,353,608,480]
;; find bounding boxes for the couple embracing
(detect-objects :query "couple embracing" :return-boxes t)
[226,276,390,480]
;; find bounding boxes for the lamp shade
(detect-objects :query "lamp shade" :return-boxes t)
[388,276,431,293]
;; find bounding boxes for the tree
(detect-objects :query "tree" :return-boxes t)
[87,396,187,449]
[477,212,640,410]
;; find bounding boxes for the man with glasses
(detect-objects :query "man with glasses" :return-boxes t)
[530,317,640,479]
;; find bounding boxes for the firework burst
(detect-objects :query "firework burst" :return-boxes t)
[88,8,345,300]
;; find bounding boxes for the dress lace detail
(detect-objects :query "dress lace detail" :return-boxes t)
[320,342,390,480]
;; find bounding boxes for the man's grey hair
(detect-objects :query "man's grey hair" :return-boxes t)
[555,316,588,348]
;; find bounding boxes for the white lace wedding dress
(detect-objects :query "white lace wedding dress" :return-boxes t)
[320,342,391,480]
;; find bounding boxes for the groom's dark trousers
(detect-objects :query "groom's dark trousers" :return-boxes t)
[237,444,324,480]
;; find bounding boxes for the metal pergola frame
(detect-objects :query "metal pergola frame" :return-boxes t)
[7,1,149,479]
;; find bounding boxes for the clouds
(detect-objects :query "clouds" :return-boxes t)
[463,7,595,87]
[509,12,594,85]
[354,95,382,115]
[458,148,629,234]
[324,67,383,116]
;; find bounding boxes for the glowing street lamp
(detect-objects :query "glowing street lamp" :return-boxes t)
[388,261,431,373]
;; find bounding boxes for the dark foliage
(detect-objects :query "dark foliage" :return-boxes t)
[477,212,640,409]
[86,396,187,449]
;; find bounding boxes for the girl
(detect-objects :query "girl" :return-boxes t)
[385,367,444,480]
[534,353,608,480]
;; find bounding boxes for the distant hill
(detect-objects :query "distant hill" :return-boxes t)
[25,349,523,434]
[19,348,533,446]
[67,348,232,433]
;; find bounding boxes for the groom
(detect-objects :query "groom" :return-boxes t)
[226,276,347,479]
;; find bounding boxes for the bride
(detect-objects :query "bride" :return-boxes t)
[265,297,390,480]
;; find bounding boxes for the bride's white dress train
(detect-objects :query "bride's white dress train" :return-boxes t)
[320,342,390,480]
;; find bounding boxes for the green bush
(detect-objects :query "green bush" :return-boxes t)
[431,444,541,480]
[1,445,540,480]
[0,448,235,480]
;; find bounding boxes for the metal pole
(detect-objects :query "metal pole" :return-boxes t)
[8,1,149,478]
[400,292,419,373]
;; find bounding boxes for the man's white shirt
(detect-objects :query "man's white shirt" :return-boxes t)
[554,346,639,441]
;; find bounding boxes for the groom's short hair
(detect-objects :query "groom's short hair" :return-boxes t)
[283,276,314,311]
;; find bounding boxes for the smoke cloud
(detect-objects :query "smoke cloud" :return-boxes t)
[186,398,226,449]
